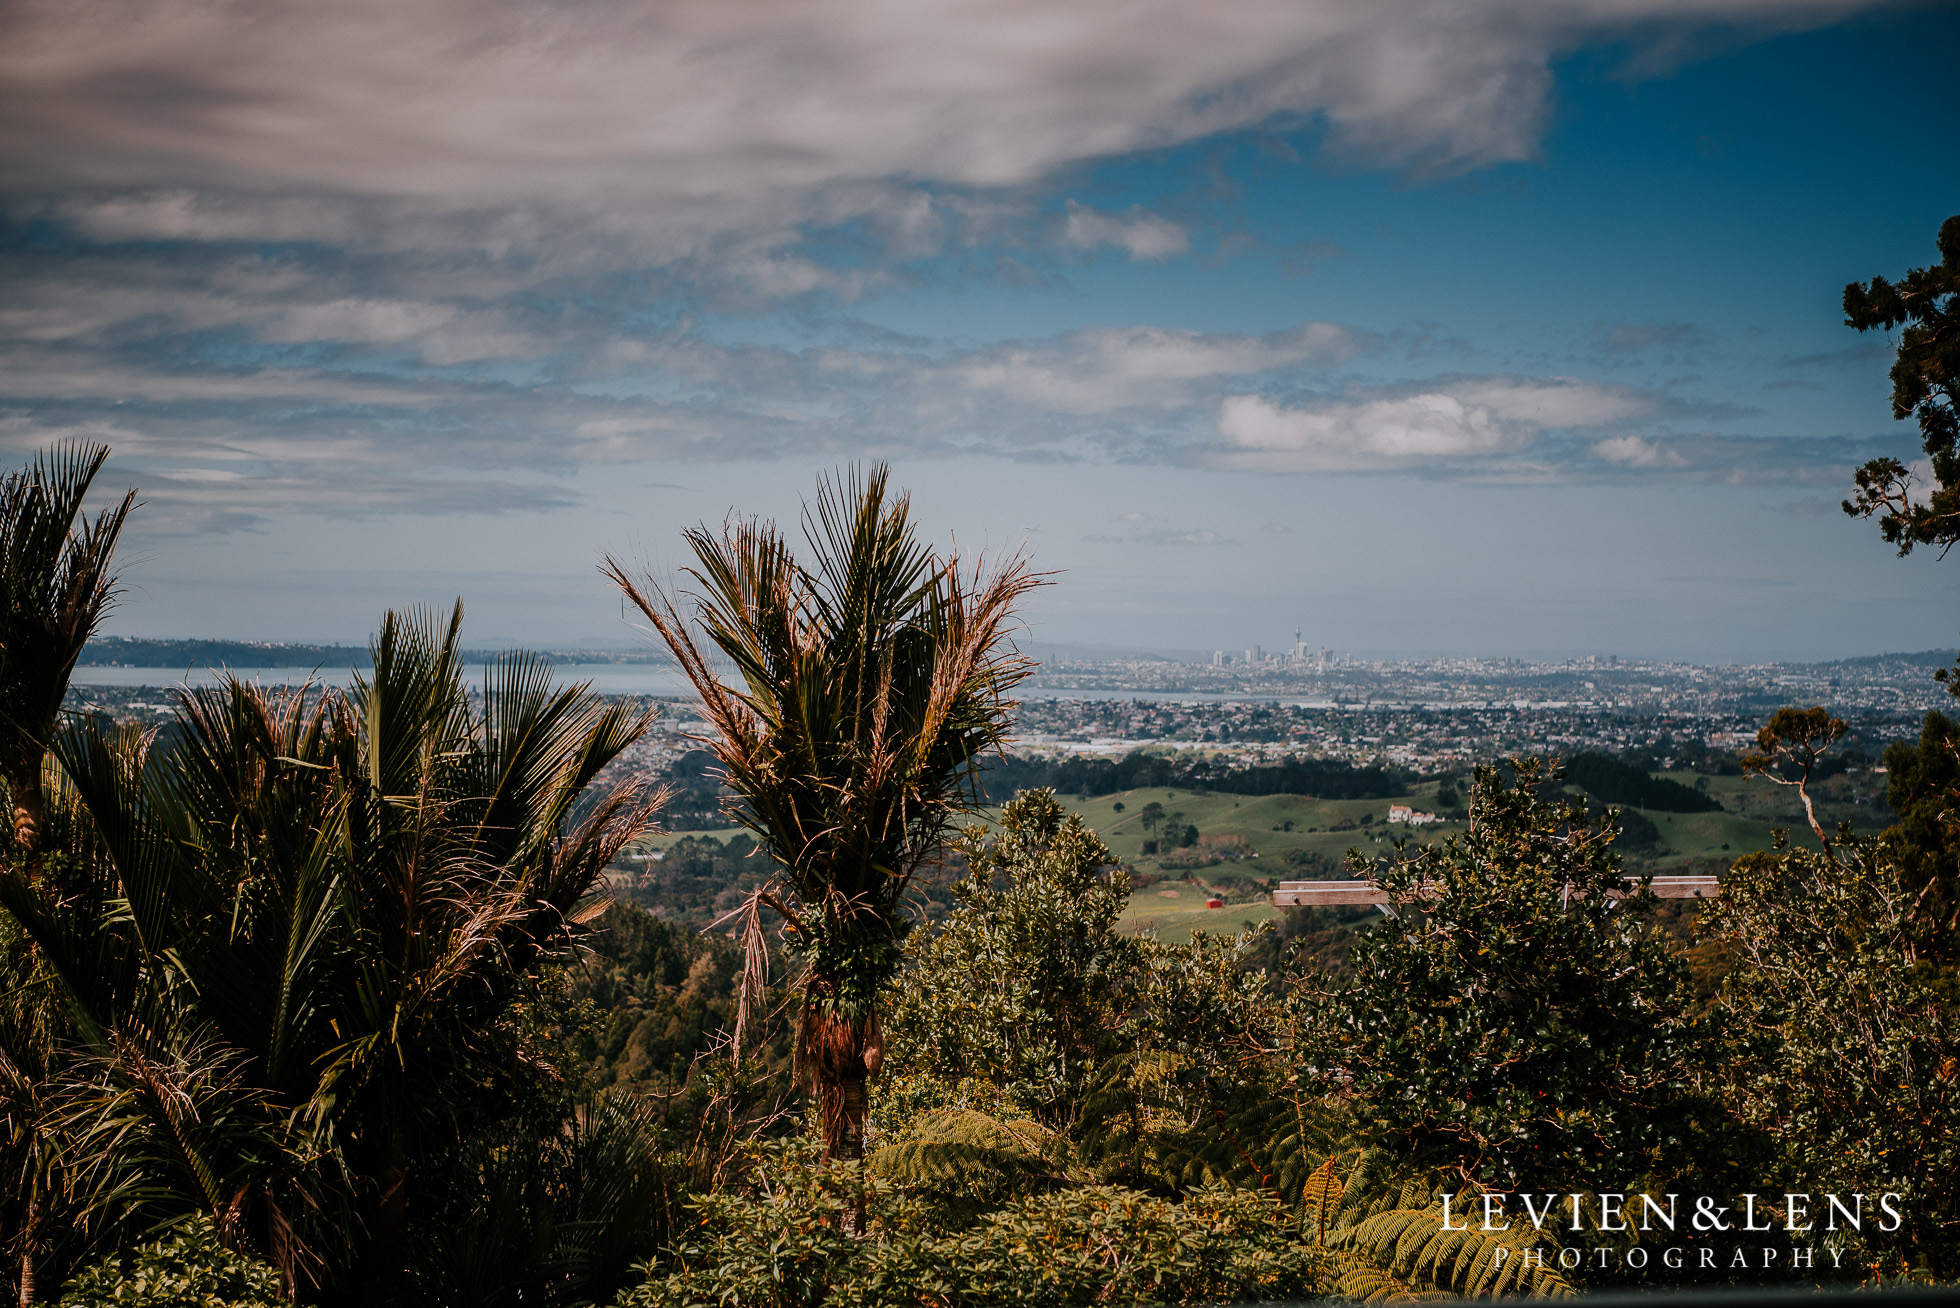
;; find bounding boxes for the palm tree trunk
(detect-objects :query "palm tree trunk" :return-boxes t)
[8,768,43,852]
[807,1017,873,1236]
[804,1004,875,1164]
[378,1122,411,1242]
[17,1188,39,1308]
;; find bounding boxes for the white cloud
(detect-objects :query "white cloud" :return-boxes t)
[1592,434,1688,468]
[1142,527,1226,546]
[1060,202,1189,260]
[949,322,1361,414]
[262,299,458,346]
[1211,377,1655,470]
[0,0,1872,261]
[0,272,1898,531]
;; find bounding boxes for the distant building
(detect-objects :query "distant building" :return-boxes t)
[1387,805,1414,823]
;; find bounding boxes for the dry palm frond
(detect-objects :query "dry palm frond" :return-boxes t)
[708,887,780,1067]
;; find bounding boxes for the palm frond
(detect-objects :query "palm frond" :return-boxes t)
[603,463,1042,975]
[0,441,136,848]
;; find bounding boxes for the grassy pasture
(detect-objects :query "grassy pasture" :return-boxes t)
[621,769,1892,944]
[1115,879,1279,942]
[1046,772,1884,944]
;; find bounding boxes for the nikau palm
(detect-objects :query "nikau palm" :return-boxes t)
[605,466,1040,1160]
[3,604,662,1297]
[0,444,135,851]
[0,443,133,1307]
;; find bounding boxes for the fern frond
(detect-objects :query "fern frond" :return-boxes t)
[1301,1156,1576,1301]
[868,1108,1065,1203]
[1300,1155,1343,1240]
[1330,1253,1419,1305]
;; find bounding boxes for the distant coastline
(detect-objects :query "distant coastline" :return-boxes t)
[77,637,677,668]
[78,635,1958,672]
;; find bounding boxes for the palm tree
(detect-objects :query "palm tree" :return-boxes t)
[5,604,662,1297]
[324,606,661,1260]
[0,443,135,852]
[0,443,132,1306]
[604,465,1042,1162]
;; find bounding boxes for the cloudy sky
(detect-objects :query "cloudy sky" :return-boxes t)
[2,0,1955,660]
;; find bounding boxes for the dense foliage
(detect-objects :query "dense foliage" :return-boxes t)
[1842,214,1960,554]
[1881,710,1960,938]
[1293,762,1704,1194]
[883,793,1142,1130]
[622,1138,1319,1308]
[58,1218,283,1308]
[1563,751,1723,813]
[2,606,665,1302]
[980,748,1401,802]
[570,904,754,1095]
[1707,838,1960,1276]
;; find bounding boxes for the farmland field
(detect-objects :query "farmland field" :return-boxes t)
[622,767,1894,943]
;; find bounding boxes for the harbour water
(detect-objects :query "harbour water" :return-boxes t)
[67,665,1320,704]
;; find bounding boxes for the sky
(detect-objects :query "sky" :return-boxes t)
[1,0,1956,661]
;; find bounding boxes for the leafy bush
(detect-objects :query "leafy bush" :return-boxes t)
[616,1139,1317,1308]
[59,1217,283,1308]
[884,789,1278,1142]
[1565,751,1722,813]
[1293,760,1706,1193]
[883,791,1140,1129]
[868,1182,1317,1306]
[1706,836,1960,1279]
[1881,709,1960,938]
[981,748,1400,802]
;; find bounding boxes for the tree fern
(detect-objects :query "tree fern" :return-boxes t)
[1317,1171,1575,1300]
[867,1108,1068,1221]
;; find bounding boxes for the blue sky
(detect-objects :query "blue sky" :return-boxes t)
[1,0,1955,660]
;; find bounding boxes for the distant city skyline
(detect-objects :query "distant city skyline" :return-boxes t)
[3,2,1956,661]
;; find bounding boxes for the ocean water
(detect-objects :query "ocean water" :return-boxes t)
[70,663,698,696]
[68,665,1304,705]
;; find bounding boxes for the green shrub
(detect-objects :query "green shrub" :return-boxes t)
[1292,760,1704,1194]
[864,1182,1317,1305]
[58,1217,283,1308]
[615,1138,1316,1307]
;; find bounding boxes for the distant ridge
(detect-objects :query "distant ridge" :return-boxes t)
[1022,641,1198,662]
[79,636,1958,672]
[79,637,677,668]
[80,638,371,668]
[1807,649,1954,670]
